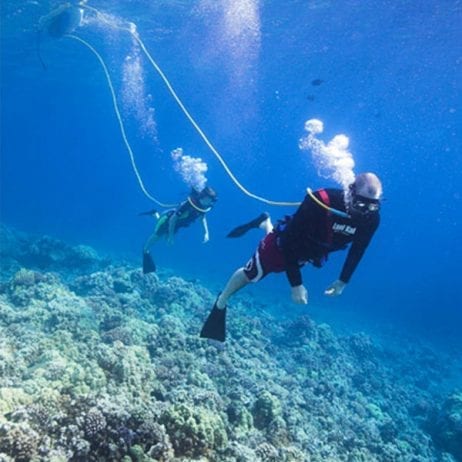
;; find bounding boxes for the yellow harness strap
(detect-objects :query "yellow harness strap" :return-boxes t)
[187,196,211,213]
[306,188,331,212]
[306,187,351,219]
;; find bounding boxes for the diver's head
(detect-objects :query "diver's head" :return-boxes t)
[348,173,382,219]
[192,186,218,207]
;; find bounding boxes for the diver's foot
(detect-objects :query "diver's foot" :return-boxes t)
[258,214,273,233]
[226,212,270,238]
[216,292,227,310]
[142,251,156,274]
[200,298,227,342]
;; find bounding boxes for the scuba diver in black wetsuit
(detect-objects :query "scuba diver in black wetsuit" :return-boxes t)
[200,173,382,342]
[142,186,218,273]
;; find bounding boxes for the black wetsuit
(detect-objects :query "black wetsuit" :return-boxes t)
[278,188,380,287]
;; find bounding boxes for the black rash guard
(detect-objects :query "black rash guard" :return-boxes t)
[278,188,380,287]
[174,200,204,230]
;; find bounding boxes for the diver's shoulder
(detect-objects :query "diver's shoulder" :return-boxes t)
[324,188,343,197]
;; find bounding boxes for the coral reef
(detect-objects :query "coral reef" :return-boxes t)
[0,224,109,283]
[431,391,462,460]
[0,225,461,461]
[160,403,227,457]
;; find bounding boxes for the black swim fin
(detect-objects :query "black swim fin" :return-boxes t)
[200,302,227,342]
[227,212,269,238]
[143,251,156,274]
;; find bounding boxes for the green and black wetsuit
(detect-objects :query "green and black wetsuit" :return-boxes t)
[154,197,209,237]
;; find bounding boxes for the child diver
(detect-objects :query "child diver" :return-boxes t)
[142,186,218,273]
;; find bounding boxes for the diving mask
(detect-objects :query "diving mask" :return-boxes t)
[350,195,380,215]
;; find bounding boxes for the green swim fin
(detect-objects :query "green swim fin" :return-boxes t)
[227,212,269,238]
[200,302,227,342]
[143,251,156,274]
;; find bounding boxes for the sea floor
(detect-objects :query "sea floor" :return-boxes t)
[0,224,461,462]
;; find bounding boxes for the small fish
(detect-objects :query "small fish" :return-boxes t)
[306,95,316,101]
[311,78,324,86]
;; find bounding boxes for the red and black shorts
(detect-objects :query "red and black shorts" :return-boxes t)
[243,231,286,282]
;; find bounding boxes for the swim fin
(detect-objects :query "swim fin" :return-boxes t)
[138,209,159,218]
[200,302,227,342]
[143,251,156,274]
[227,212,270,238]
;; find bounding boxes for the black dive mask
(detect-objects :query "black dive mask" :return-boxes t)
[348,183,380,219]
[349,194,380,219]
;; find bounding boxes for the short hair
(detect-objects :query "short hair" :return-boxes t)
[354,173,383,200]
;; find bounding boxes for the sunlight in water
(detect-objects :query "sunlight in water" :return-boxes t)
[121,40,157,142]
[53,2,299,207]
[223,0,261,47]
[198,0,261,85]
[222,0,261,82]
[82,5,157,141]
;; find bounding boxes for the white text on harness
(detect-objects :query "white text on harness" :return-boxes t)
[332,222,356,235]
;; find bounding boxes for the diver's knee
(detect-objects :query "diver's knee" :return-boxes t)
[236,267,251,282]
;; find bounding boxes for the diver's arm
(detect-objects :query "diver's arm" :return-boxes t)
[278,199,310,298]
[201,215,210,243]
[285,261,302,287]
[339,242,367,284]
[282,243,307,301]
[339,216,379,283]
[283,257,308,304]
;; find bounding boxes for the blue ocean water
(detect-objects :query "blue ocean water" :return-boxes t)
[1,0,461,351]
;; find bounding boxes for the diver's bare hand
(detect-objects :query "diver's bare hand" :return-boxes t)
[291,285,308,304]
[324,280,346,296]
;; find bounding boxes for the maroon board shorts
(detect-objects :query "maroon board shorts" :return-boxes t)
[243,231,286,282]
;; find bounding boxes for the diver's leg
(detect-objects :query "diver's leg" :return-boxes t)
[200,267,250,342]
[200,232,282,341]
[143,212,168,252]
[216,268,250,309]
[143,232,159,253]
